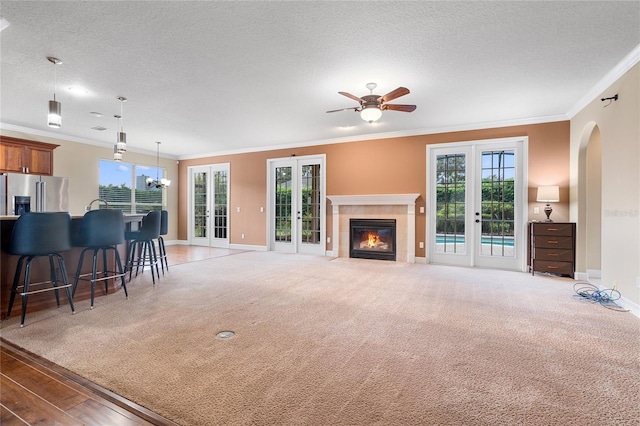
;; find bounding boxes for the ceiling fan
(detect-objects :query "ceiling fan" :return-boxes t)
[326,82,416,122]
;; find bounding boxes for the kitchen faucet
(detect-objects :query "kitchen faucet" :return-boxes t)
[86,198,109,211]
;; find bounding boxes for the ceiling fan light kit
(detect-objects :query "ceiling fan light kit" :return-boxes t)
[360,105,382,122]
[327,82,416,123]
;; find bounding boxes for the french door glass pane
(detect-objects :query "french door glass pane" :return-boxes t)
[300,164,321,245]
[275,166,292,242]
[213,170,228,239]
[194,171,207,238]
[435,154,466,253]
[480,150,515,257]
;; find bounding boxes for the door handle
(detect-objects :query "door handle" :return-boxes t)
[475,212,480,223]
[297,211,301,220]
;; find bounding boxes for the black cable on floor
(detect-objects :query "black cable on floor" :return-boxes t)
[573,281,629,312]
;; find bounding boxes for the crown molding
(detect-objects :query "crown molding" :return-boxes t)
[566,43,640,119]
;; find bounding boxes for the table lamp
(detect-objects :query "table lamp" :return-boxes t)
[537,185,560,222]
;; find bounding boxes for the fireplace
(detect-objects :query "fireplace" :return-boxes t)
[350,219,396,261]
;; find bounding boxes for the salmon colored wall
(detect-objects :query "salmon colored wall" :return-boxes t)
[178,121,569,258]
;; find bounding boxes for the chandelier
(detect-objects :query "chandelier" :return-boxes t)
[146,141,171,188]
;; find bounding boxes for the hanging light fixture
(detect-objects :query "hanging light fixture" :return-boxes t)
[113,144,122,162]
[146,141,171,188]
[47,57,62,128]
[116,96,127,152]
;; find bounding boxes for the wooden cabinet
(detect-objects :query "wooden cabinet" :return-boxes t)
[529,222,576,278]
[0,136,58,175]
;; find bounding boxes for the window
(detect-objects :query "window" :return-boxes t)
[99,159,166,213]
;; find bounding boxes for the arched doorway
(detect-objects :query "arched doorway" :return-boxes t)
[578,122,602,280]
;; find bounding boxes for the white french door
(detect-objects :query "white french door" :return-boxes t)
[268,155,325,255]
[188,164,230,248]
[427,138,527,271]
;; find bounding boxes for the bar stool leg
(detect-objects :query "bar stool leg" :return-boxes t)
[20,259,34,327]
[7,256,26,319]
[90,248,99,309]
[55,253,75,315]
[113,246,128,299]
[49,254,61,307]
[72,249,88,299]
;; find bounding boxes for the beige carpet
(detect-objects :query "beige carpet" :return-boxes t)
[1,251,639,425]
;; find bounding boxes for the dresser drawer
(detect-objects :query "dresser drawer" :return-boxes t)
[533,260,574,276]
[531,223,574,236]
[533,248,574,262]
[533,236,573,249]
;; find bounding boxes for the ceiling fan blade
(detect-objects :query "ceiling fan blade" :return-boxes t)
[326,107,360,113]
[379,87,410,103]
[339,91,364,104]
[382,104,416,112]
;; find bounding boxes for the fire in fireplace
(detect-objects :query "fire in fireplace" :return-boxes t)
[349,219,396,261]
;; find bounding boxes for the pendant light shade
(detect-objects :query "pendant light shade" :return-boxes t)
[48,98,62,128]
[114,113,127,153]
[113,145,122,161]
[47,57,62,128]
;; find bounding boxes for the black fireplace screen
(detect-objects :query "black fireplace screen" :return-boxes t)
[349,218,396,261]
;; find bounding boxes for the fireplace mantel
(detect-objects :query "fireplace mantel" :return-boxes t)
[327,194,420,262]
[327,194,420,207]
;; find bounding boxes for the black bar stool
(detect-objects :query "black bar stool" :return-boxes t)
[157,210,169,274]
[125,211,161,285]
[6,212,75,327]
[71,209,128,309]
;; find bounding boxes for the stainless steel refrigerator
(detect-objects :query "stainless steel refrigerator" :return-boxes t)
[1,172,69,215]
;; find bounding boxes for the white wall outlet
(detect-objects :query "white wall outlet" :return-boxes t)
[241,233,245,239]
[533,207,540,214]
[260,207,264,213]
[236,206,241,213]
[420,206,425,214]
[419,241,424,249]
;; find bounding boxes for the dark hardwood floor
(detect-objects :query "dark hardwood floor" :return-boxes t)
[0,245,235,425]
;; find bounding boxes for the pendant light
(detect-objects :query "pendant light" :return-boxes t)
[47,57,62,128]
[116,96,127,152]
[113,144,122,162]
[146,141,171,188]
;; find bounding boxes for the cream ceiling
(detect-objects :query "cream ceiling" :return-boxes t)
[0,1,638,159]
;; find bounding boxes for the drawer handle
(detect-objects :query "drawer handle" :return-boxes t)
[547,240,559,244]
[547,228,559,231]
[547,265,558,269]
[548,253,558,256]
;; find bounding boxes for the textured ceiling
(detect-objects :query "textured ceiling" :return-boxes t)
[1,1,638,159]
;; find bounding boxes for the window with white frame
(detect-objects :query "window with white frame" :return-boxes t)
[99,159,166,213]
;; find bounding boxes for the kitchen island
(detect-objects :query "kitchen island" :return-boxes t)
[0,213,144,322]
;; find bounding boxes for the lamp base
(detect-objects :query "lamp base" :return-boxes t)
[544,204,553,222]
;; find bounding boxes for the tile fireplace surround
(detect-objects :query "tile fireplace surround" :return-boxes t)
[327,194,420,262]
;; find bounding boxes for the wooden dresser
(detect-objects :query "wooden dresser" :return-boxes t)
[529,222,576,278]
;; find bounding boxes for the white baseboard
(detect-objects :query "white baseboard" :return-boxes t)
[229,243,267,251]
[596,283,640,318]
[163,239,189,246]
[587,269,602,279]
[414,256,427,264]
[325,250,337,257]
[574,271,589,281]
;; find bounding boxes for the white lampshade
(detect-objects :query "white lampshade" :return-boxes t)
[48,99,61,128]
[536,186,560,202]
[160,178,171,187]
[360,106,382,122]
